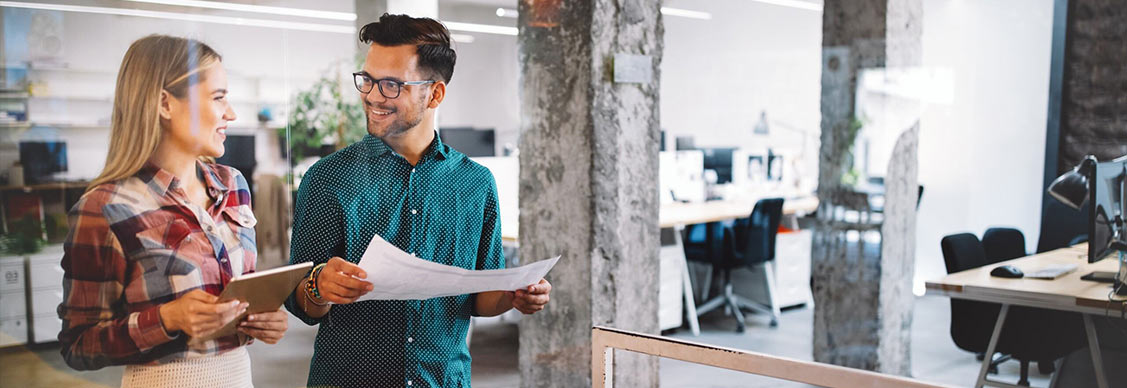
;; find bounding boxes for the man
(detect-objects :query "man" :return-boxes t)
[284,14,551,388]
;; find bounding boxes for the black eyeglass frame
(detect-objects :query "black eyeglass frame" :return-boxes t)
[352,72,436,99]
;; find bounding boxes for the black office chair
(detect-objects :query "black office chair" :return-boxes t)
[943,232,1087,386]
[983,227,1088,378]
[942,233,1012,364]
[982,227,1027,261]
[695,198,784,332]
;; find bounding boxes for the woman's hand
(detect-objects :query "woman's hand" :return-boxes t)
[238,308,288,344]
[159,289,247,337]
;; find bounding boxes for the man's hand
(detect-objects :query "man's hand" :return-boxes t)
[237,308,288,344]
[510,278,551,314]
[315,257,374,304]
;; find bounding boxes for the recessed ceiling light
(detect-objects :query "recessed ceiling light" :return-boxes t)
[124,0,356,21]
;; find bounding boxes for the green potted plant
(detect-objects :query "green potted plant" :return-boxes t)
[278,62,366,166]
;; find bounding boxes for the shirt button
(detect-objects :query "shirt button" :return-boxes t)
[407,380,413,386]
[206,225,214,233]
[407,337,413,343]
[184,235,192,242]
[410,209,418,215]
[410,168,415,174]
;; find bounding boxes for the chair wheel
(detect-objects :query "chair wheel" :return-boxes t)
[988,366,998,375]
[769,319,778,327]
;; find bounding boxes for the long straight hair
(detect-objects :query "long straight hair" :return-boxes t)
[88,35,221,190]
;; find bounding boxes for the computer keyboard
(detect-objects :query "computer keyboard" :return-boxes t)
[1026,264,1079,279]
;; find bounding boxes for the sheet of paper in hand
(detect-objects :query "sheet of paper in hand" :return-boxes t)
[354,234,559,301]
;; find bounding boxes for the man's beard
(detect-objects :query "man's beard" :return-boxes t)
[366,94,426,138]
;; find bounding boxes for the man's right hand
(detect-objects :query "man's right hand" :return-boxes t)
[159,289,247,337]
[314,257,374,304]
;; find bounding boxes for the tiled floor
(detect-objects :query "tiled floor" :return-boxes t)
[0,295,1064,387]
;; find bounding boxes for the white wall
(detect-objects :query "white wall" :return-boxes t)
[436,3,520,155]
[914,0,1055,291]
[1,1,355,180]
[661,0,823,178]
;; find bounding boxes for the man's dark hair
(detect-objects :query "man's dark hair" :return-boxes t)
[359,13,456,84]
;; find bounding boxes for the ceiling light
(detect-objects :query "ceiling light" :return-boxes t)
[443,21,517,36]
[495,8,517,18]
[124,0,356,21]
[660,7,711,20]
[451,34,475,43]
[0,1,354,34]
[750,0,823,12]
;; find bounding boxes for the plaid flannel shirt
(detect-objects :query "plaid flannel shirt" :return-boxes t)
[58,161,258,370]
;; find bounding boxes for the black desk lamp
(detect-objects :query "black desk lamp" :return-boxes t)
[1048,155,1096,210]
[1050,155,1127,296]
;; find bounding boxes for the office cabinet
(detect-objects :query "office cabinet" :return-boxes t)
[658,237,684,331]
[27,245,64,343]
[0,245,65,346]
[734,230,813,309]
[0,255,28,346]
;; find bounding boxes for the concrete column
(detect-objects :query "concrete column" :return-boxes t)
[516,1,663,387]
[813,0,921,375]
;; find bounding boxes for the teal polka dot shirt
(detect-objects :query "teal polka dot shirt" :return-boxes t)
[284,133,504,388]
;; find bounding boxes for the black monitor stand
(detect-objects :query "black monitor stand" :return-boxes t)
[1080,243,1127,296]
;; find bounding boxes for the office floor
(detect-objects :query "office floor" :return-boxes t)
[0,295,1058,388]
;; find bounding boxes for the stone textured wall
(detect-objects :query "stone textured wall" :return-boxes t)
[1059,0,1127,171]
[517,0,662,387]
[813,0,920,376]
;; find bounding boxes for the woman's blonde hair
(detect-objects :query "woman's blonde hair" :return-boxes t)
[88,35,221,190]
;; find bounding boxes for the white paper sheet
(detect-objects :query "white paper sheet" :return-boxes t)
[354,234,560,301]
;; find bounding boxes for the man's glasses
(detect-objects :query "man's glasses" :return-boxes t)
[352,72,435,99]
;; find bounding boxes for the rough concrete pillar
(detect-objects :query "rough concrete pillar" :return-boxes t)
[813,0,921,375]
[516,1,663,387]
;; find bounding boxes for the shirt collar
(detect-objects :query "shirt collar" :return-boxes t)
[137,160,229,200]
[364,131,449,161]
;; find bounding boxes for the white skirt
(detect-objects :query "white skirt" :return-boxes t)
[121,346,253,388]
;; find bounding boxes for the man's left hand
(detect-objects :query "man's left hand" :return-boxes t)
[511,278,551,314]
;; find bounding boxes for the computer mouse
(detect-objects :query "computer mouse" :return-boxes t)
[990,265,1024,278]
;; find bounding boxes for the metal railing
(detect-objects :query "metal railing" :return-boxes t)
[591,326,952,388]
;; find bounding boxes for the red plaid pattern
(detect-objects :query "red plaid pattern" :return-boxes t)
[58,161,258,370]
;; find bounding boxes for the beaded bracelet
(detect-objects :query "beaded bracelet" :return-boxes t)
[305,263,329,305]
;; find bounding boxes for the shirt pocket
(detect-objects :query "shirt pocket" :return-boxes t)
[132,218,193,253]
[128,218,203,296]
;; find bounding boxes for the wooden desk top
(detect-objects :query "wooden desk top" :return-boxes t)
[501,195,819,242]
[925,243,1127,316]
[657,196,819,228]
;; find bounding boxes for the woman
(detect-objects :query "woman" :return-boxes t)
[57,35,286,387]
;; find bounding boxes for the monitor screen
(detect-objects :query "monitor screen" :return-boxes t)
[19,141,67,184]
[702,148,736,184]
[1089,155,1127,263]
[439,128,495,157]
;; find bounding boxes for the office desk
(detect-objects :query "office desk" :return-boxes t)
[925,244,1126,388]
[503,196,819,336]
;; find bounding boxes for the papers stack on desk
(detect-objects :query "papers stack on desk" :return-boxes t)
[355,234,559,301]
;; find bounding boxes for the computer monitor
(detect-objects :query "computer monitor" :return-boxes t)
[701,148,735,184]
[439,127,495,157]
[19,141,67,184]
[675,136,695,151]
[1088,155,1127,264]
